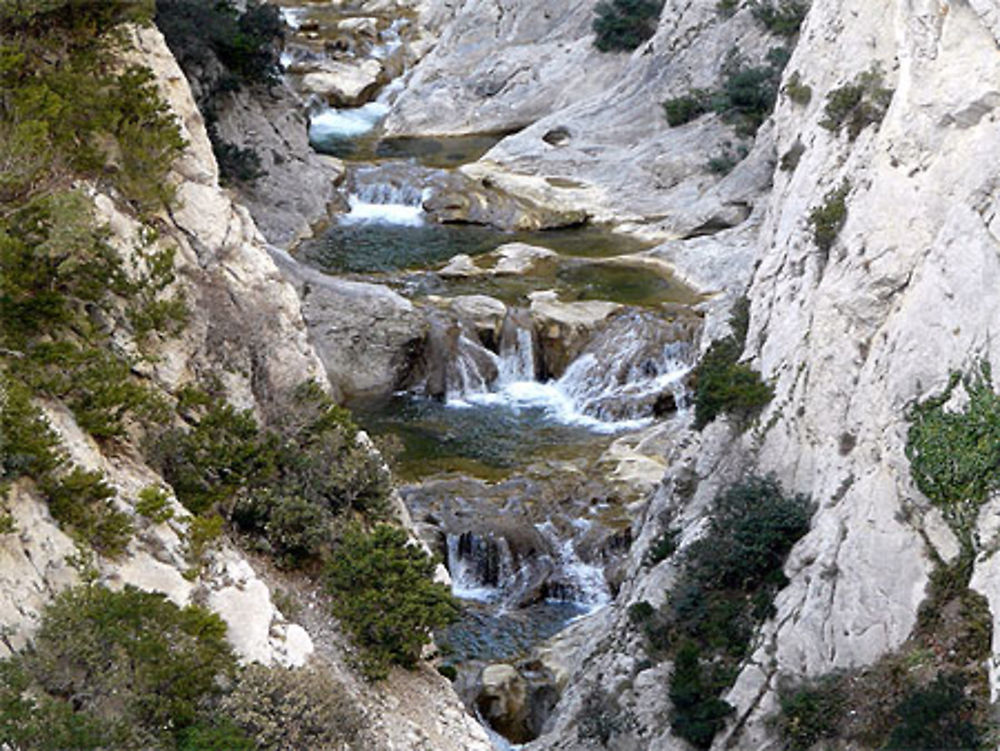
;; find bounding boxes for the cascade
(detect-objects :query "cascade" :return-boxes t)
[496,309,537,384]
[425,308,694,431]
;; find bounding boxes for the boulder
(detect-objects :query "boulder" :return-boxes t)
[439,254,484,278]
[477,664,528,742]
[528,292,620,378]
[273,250,428,397]
[493,243,558,276]
[449,294,508,347]
[302,59,383,106]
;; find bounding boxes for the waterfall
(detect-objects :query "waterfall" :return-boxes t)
[340,169,428,226]
[448,335,499,400]
[535,521,610,612]
[496,311,536,384]
[446,532,516,602]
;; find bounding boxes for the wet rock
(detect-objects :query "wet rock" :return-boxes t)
[338,16,380,42]
[493,243,558,275]
[528,293,620,379]
[423,171,588,230]
[449,295,508,349]
[438,243,557,279]
[439,254,484,278]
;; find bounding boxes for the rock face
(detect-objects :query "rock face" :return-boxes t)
[214,84,347,248]
[271,248,429,398]
[0,24,493,751]
[387,0,776,231]
[447,0,1000,749]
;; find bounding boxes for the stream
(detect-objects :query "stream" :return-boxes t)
[275,2,702,744]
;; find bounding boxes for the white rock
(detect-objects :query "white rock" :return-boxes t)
[302,59,383,106]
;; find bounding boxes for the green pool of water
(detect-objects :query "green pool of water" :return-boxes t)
[397,260,698,308]
[349,394,611,482]
[297,221,654,275]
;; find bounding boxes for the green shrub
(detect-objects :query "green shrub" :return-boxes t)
[41,467,133,556]
[592,0,665,52]
[668,641,735,749]
[885,673,981,750]
[154,383,388,521]
[221,664,366,750]
[155,0,282,90]
[177,719,255,751]
[658,478,810,748]
[263,493,335,566]
[0,660,126,751]
[152,399,273,514]
[0,376,63,485]
[808,180,850,260]
[0,12,184,212]
[905,363,1000,550]
[645,527,680,565]
[1,191,178,441]
[783,71,812,105]
[716,0,740,18]
[665,48,788,137]
[820,67,893,140]
[684,476,812,594]
[750,0,809,36]
[136,484,175,523]
[326,523,459,679]
[706,141,749,175]
[12,584,243,746]
[214,139,266,186]
[692,336,773,431]
[155,0,282,186]
[663,92,711,126]
[775,675,845,750]
[713,47,789,137]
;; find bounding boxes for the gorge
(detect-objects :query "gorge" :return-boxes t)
[2,0,1000,749]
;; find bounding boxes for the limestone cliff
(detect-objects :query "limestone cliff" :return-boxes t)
[381,0,1000,747]
[0,23,490,751]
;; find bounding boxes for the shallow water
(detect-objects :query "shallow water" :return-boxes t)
[349,393,615,480]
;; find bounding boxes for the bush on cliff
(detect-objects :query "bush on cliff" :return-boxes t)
[152,382,391,566]
[593,0,665,52]
[326,523,460,679]
[691,297,773,430]
[632,477,811,749]
[0,585,249,749]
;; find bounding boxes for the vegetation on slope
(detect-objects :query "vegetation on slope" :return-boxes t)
[771,363,999,750]
[154,0,283,185]
[629,477,812,748]
[0,2,457,730]
[691,297,773,430]
[592,0,664,52]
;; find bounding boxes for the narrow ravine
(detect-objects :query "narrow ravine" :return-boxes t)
[273,2,704,743]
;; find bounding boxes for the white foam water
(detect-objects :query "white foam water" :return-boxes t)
[447,534,510,602]
[340,194,425,226]
[440,309,693,432]
[309,100,391,140]
[279,7,308,30]
[535,521,611,612]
